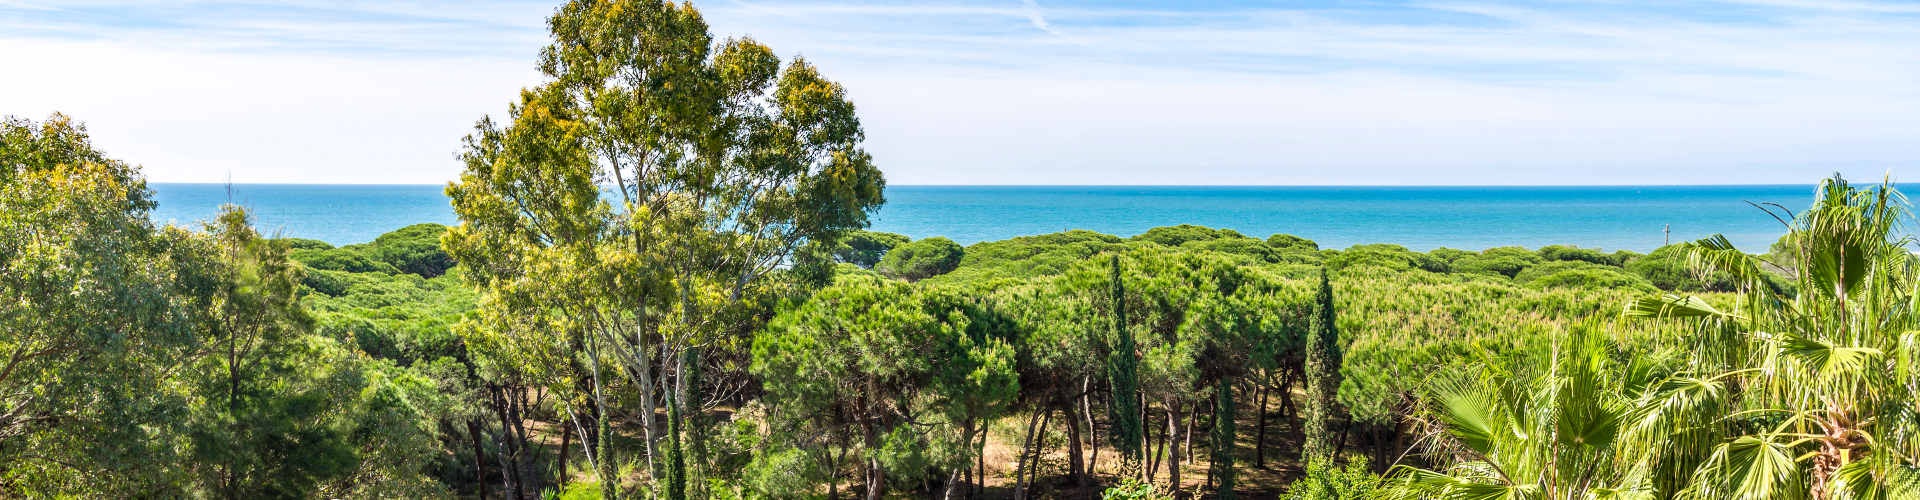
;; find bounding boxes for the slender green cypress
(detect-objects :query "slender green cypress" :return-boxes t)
[1106,255,1144,463]
[1211,376,1237,500]
[1303,268,1344,464]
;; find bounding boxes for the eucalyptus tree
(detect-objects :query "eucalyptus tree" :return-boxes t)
[445,0,884,496]
[0,114,196,495]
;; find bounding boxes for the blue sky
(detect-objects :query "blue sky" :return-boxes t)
[3,0,1918,185]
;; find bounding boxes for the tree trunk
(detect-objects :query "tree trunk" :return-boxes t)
[864,419,886,500]
[945,424,975,500]
[1145,410,1160,483]
[1067,403,1085,484]
[492,385,527,500]
[467,419,489,499]
[1254,381,1268,469]
[556,417,573,488]
[1083,378,1099,482]
[1185,403,1197,467]
[1335,415,1350,459]
[1166,406,1182,494]
[1013,409,1047,499]
[976,423,989,499]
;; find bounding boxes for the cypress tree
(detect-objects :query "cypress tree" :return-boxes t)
[1211,377,1238,500]
[1106,255,1144,464]
[1303,268,1344,464]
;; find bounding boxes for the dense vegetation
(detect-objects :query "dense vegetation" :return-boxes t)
[7,1,1918,499]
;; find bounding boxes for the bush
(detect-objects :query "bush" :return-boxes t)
[278,237,334,250]
[1626,244,1739,292]
[1451,255,1535,278]
[1282,458,1382,500]
[1130,224,1248,247]
[301,268,380,297]
[1427,247,1474,264]
[1326,244,1448,273]
[877,237,964,281]
[945,230,1126,280]
[1524,268,1656,292]
[1184,237,1278,262]
[1102,478,1170,500]
[833,230,911,268]
[1513,260,1618,283]
[293,247,398,274]
[1266,233,1319,251]
[368,223,454,277]
[1538,244,1616,265]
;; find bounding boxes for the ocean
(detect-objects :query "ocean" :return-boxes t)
[149,184,1812,252]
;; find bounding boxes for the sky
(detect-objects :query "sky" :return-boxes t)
[3,0,1918,185]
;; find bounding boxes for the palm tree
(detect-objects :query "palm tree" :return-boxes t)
[1622,175,1920,499]
[1386,326,1662,500]
[1391,175,1920,500]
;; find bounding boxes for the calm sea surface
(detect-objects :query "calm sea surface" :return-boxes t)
[149,184,1813,252]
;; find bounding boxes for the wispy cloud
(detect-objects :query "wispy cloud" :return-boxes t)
[1,0,1916,184]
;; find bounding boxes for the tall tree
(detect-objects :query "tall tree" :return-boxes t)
[1106,255,1145,467]
[178,207,357,499]
[446,0,885,497]
[0,114,194,495]
[1622,175,1920,499]
[1303,268,1343,464]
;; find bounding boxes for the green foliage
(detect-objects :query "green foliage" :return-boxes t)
[938,229,1125,280]
[1303,269,1344,463]
[833,229,909,268]
[1,114,458,498]
[0,113,194,495]
[1282,458,1382,500]
[1102,477,1172,500]
[1445,246,1540,278]
[1625,244,1739,292]
[1132,224,1249,246]
[1267,233,1320,251]
[1106,255,1144,460]
[367,223,455,277]
[876,236,964,281]
[1537,244,1617,265]
[278,237,334,250]
[293,246,399,274]
[1325,243,1448,273]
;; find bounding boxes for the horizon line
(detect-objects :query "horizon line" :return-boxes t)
[146,181,1832,188]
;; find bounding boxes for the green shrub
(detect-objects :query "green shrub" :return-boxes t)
[277,237,334,250]
[1267,233,1320,251]
[1427,247,1474,263]
[1626,244,1739,292]
[366,223,454,277]
[301,268,380,297]
[1282,458,1382,500]
[1184,237,1278,262]
[1130,224,1248,247]
[1102,478,1170,500]
[1537,244,1612,265]
[293,247,398,274]
[1513,260,1618,283]
[877,237,964,281]
[1326,244,1448,273]
[1524,268,1656,292]
[1451,255,1535,278]
[833,230,911,268]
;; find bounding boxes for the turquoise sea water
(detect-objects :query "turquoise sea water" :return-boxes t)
[149,184,1813,252]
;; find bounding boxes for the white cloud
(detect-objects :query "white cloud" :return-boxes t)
[2,0,1917,184]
